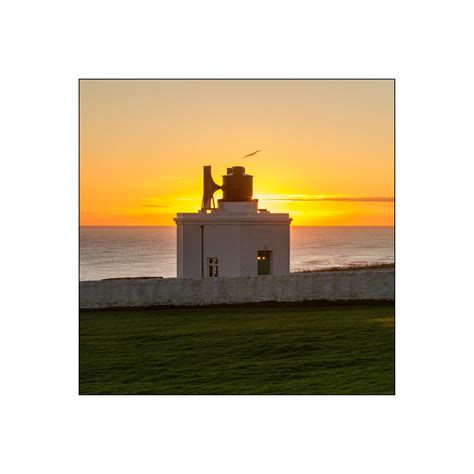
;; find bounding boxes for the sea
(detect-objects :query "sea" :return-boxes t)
[80,226,394,281]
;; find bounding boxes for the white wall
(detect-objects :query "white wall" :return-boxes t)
[175,200,292,279]
[203,223,242,277]
[240,224,290,276]
[177,223,205,278]
[176,220,291,278]
[80,268,394,309]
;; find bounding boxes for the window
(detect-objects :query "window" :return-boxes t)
[208,257,218,277]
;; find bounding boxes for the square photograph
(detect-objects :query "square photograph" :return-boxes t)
[79,79,394,395]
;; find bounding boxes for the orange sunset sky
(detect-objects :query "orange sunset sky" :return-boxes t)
[80,79,394,226]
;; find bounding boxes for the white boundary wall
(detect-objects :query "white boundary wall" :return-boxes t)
[80,268,394,309]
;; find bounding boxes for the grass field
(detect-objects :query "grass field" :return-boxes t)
[80,304,395,395]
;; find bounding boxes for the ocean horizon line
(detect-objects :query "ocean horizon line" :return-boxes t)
[80,224,394,228]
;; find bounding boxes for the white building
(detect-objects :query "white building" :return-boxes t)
[174,165,292,278]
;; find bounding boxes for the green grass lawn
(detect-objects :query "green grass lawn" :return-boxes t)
[80,304,394,395]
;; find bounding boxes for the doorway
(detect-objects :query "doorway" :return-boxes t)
[257,250,272,275]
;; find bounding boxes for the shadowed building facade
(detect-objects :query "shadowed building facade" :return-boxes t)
[174,166,292,279]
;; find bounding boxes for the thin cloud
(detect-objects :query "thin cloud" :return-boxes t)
[140,198,169,208]
[261,196,394,203]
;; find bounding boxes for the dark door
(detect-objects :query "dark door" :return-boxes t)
[257,250,272,275]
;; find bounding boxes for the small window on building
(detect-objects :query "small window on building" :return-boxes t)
[208,257,218,277]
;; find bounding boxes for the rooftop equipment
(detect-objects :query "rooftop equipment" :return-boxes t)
[201,165,254,209]
[201,165,222,210]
